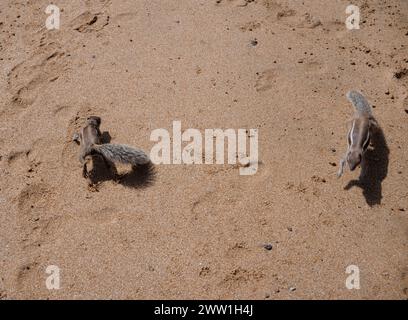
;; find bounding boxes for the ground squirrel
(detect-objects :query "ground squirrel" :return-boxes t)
[337,90,378,177]
[73,116,150,181]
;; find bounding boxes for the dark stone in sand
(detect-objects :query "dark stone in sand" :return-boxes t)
[264,244,273,251]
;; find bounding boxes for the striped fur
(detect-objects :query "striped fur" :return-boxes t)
[338,91,375,177]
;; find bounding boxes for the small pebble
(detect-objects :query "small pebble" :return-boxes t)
[264,244,273,251]
[289,287,296,292]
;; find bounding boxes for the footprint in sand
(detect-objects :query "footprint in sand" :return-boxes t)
[262,1,321,30]
[225,242,249,259]
[16,183,57,249]
[277,11,322,29]
[191,189,218,221]
[70,11,110,33]
[7,43,68,110]
[52,105,78,132]
[255,69,276,92]
[255,61,325,92]
[7,149,31,171]
[6,137,58,174]
[276,9,296,20]
[15,261,40,288]
[53,104,75,118]
[74,207,122,225]
[302,61,327,74]
[12,182,63,295]
[221,267,265,289]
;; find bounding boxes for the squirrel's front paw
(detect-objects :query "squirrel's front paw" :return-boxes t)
[87,183,99,192]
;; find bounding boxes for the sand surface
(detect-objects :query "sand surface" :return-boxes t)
[0,0,407,299]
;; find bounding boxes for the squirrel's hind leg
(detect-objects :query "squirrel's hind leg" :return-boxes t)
[101,156,120,183]
[80,156,91,179]
[82,162,89,179]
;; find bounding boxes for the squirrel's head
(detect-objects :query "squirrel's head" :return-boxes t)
[86,116,101,127]
[347,150,362,171]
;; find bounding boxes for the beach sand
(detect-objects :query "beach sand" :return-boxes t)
[0,0,407,299]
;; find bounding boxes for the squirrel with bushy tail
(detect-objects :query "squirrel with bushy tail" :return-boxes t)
[73,116,150,182]
[337,90,378,177]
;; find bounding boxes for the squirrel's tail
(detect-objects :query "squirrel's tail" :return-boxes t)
[346,90,372,116]
[90,144,150,166]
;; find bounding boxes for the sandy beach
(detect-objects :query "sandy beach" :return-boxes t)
[0,0,407,299]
